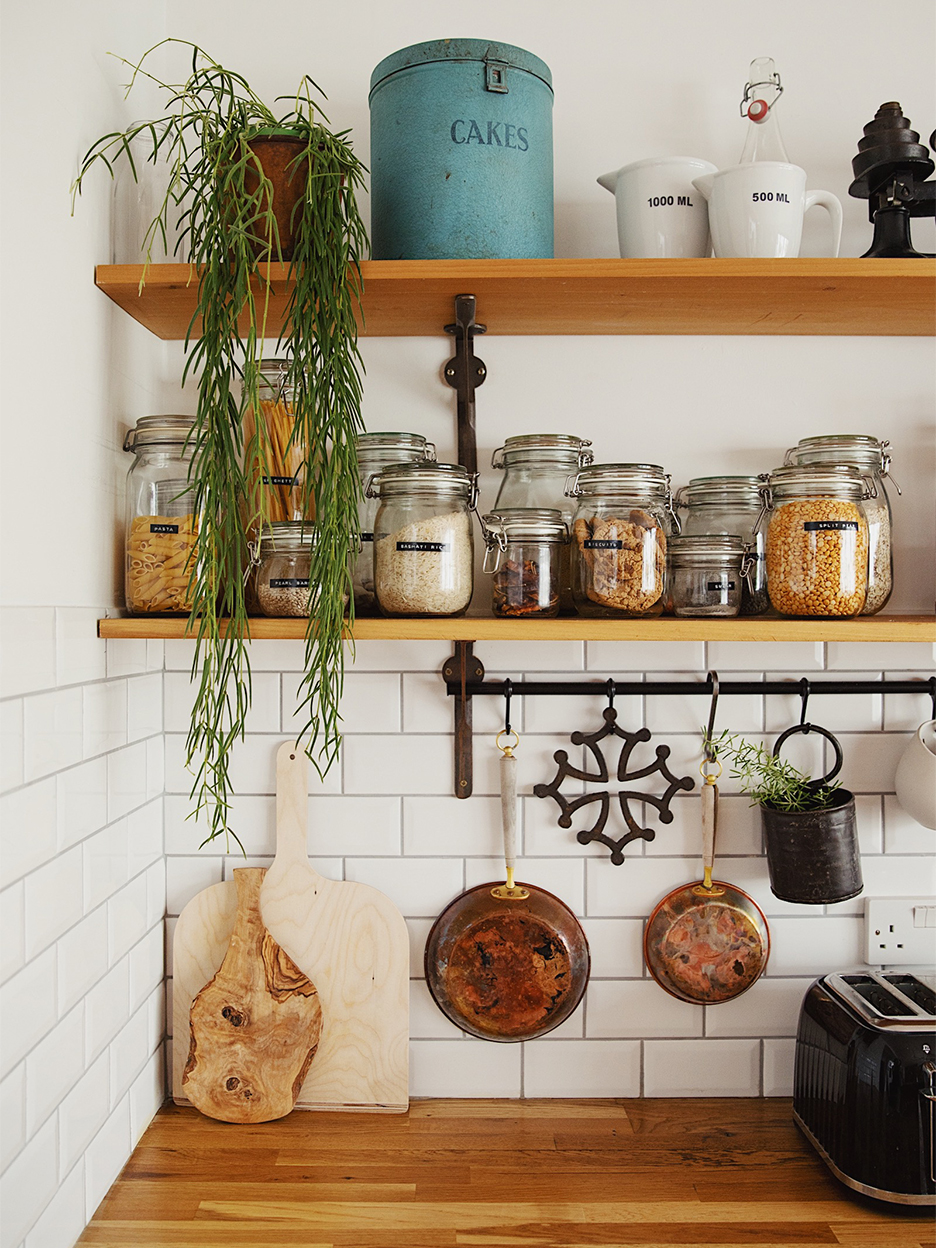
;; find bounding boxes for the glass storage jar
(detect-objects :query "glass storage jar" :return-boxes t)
[368,463,476,617]
[762,465,870,618]
[124,415,198,616]
[565,463,675,617]
[667,535,749,617]
[481,509,568,618]
[353,432,436,614]
[785,434,896,615]
[492,434,594,611]
[242,359,310,531]
[255,522,319,618]
[676,476,769,615]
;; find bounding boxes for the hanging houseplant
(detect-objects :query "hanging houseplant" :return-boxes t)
[73,40,368,845]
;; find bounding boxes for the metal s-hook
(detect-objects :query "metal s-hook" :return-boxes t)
[929,675,936,722]
[503,678,513,737]
[704,671,720,762]
[799,677,811,734]
[606,678,615,710]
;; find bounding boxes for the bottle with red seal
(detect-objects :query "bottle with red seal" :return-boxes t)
[739,57,790,163]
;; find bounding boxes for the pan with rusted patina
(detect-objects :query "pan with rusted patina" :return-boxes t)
[425,737,590,1042]
[645,763,769,1004]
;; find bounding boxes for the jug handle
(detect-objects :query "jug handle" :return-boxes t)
[804,189,843,258]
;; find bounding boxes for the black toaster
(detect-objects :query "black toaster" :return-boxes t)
[793,972,936,1205]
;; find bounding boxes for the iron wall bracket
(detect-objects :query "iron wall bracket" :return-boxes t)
[444,294,487,475]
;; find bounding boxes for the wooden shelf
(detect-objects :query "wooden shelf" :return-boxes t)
[95,258,935,339]
[98,614,935,642]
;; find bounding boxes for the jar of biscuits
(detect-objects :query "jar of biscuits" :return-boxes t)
[565,464,675,617]
[761,465,871,618]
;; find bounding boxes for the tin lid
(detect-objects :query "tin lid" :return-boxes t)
[258,521,318,554]
[367,461,475,499]
[667,534,747,565]
[356,432,437,463]
[123,414,196,453]
[482,508,569,542]
[492,434,593,470]
[370,39,553,95]
[823,972,936,1030]
[766,463,867,501]
[677,476,764,507]
[785,434,892,474]
[567,463,670,500]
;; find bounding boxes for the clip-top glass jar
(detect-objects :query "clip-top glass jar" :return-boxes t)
[242,359,310,531]
[762,465,870,618]
[124,415,198,616]
[667,535,750,617]
[492,434,594,611]
[368,463,476,617]
[254,522,315,618]
[353,432,436,614]
[481,509,569,618]
[565,463,675,617]
[785,434,896,615]
[676,476,769,615]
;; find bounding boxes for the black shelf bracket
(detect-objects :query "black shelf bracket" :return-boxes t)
[441,667,936,799]
[444,294,487,475]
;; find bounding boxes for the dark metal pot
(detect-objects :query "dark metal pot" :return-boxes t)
[761,725,863,905]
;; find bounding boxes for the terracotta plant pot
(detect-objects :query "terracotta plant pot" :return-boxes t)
[244,133,310,260]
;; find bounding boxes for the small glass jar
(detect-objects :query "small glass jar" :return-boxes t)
[353,432,436,615]
[368,463,476,617]
[565,464,676,617]
[676,476,769,615]
[492,434,594,612]
[762,465,870,618]
[481,509,569,618]
[785,434,896,615]
[667,535,749,617]
[254,522,337,618]
[124,415,198,616]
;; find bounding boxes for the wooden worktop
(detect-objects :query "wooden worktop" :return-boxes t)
[79,1098,930,1246]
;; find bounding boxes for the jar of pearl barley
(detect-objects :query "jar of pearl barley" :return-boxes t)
[761,466,871,618]
[254,522,348,618]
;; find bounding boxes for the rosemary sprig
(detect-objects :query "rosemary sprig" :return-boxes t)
[705,730,839,812]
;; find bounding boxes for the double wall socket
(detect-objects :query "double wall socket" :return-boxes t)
[864,897,936,966]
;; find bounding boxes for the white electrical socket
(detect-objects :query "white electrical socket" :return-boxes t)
[864,897,936,966]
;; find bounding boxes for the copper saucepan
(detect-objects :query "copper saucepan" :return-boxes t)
[644,762,769,1004]
[425,735,590,1041]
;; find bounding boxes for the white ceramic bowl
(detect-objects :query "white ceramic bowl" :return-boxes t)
[894,719,936,830]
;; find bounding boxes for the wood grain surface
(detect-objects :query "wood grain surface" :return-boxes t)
[78,1098,933,1246]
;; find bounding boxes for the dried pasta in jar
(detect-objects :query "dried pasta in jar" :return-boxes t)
[127,513,198,615]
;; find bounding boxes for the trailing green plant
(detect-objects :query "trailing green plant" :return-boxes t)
[705,730,840,812]
[73,40,368,846]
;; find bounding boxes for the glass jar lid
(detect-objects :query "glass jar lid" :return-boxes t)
[765,463,868,501]
[492,434,594,469]
[366,461,475,499]
[667,534,747,565]
[566,462,670,500]
[785,434,892,474]
[257,521,318,555]
[356,432,437,462]
[123,414,196,453]
[676,476,764,508]
[482,508,569,543]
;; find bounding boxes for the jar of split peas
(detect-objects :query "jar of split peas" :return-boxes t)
[124,415,198,616]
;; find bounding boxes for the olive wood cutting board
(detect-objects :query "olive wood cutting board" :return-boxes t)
[173,743,409,1112]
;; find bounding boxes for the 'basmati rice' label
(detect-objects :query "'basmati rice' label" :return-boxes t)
[397,541,448,552]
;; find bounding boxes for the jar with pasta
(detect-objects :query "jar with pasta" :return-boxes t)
[367,463,476,618]
[124,415,198,616]
[353,432,436,615]
[784,434,896,615]
[762,465,871,618]
[565,464,676,618]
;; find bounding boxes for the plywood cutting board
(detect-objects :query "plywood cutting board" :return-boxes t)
[173,742,409,1112]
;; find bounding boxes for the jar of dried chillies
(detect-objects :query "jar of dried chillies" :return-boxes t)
[481,509,568,618]
[124,415,198,615]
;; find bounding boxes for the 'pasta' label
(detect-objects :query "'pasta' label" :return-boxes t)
[150,523,179,534]
[707,581,736,592]
[269,578,308,589]
[262,475,299,486]
[804,521,859,532]
[397,541,448,552]
[583,539,624,549]
[360,532,374,542]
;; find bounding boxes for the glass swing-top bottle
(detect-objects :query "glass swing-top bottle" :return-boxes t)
[739,57,790,164]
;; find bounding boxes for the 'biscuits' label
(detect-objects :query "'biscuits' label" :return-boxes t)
[397,542,447,552]
[804,521,859,532]
[583,539,623,549]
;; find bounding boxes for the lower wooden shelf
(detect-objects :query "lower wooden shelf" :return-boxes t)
[98,614,936,642]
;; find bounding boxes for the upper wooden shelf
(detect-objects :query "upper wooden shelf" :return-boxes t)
[98,614,936,643]
[95,258,935,339]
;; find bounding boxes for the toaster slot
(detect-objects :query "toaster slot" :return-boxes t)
[884,974,936,1019]
[843,975,916,1016]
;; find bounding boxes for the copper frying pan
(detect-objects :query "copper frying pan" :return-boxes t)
[425,737,590,1041]
[644,764,769,1004]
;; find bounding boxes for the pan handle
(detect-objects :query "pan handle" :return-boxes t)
[491,741,529,900]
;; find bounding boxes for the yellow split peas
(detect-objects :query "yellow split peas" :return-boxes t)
[767,498,868,617]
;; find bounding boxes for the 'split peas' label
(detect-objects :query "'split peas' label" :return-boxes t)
[803,521,859,532]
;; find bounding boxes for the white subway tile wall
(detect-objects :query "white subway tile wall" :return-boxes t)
[0,609,166,1246]
[2,605,935,1244]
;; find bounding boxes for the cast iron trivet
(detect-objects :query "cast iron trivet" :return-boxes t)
[534,707,695,865]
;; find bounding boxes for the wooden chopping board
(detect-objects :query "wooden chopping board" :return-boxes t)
[173,742,409,1112]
